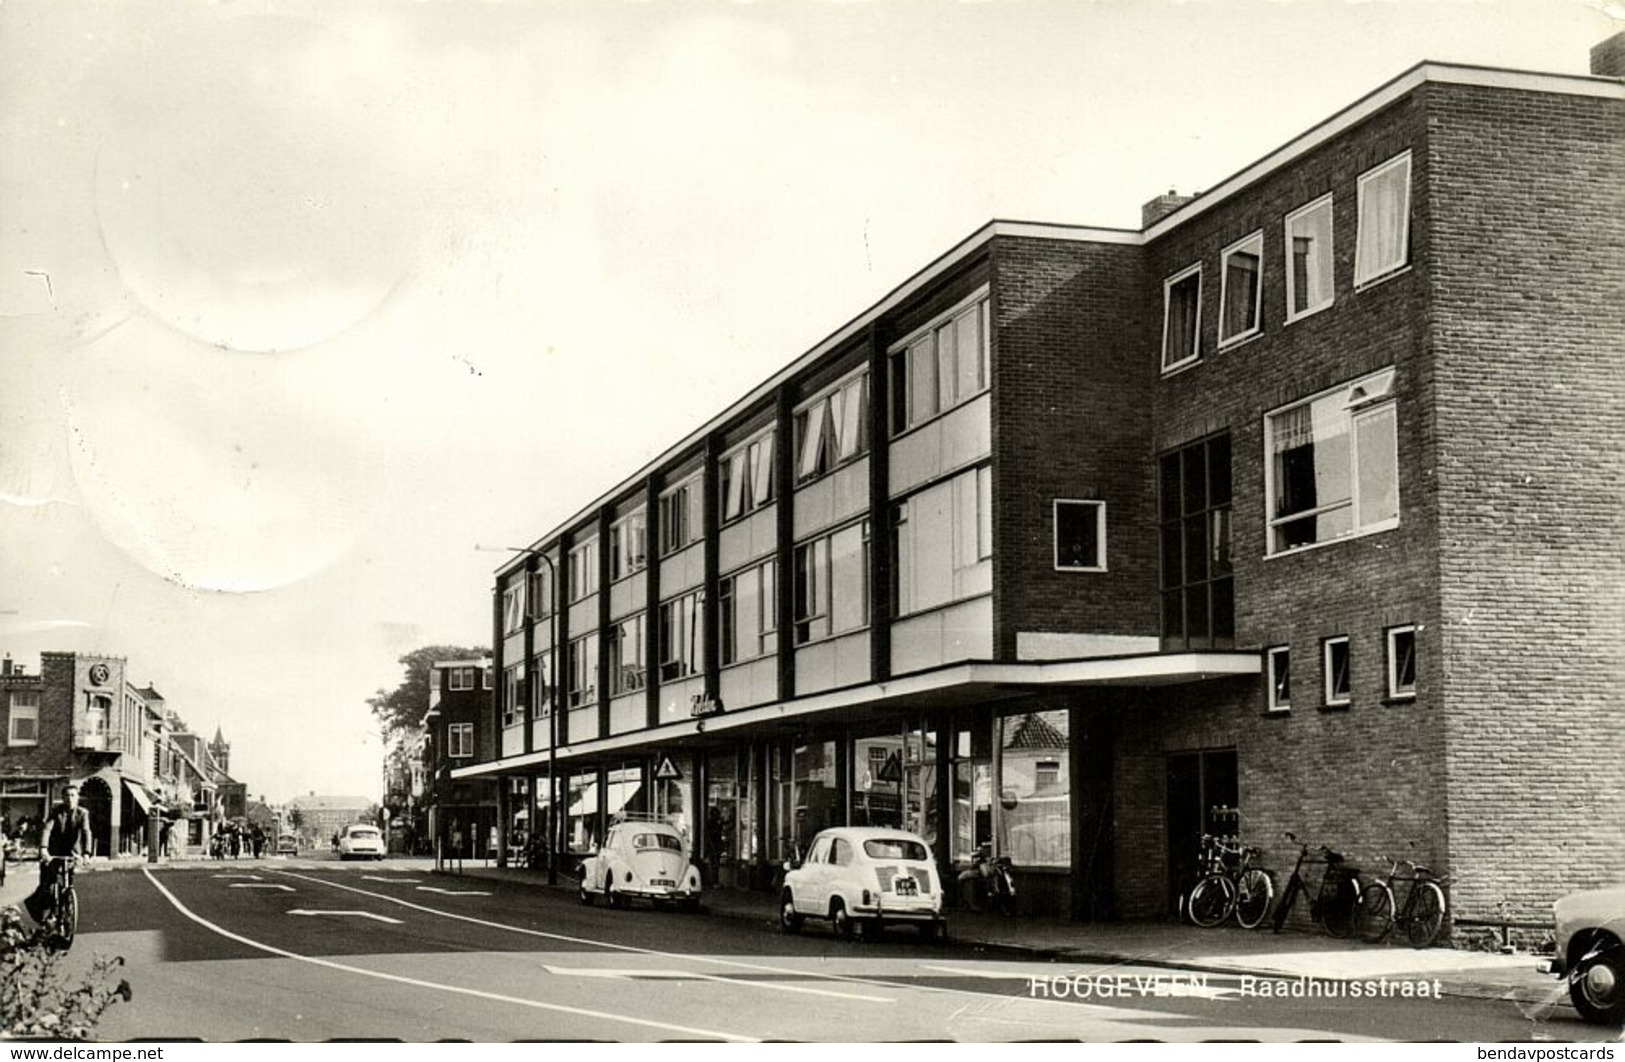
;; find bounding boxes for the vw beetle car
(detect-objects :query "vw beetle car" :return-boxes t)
[578,816,702,911]
[276,834,299,856]
[337,824,386,861]
[1540,884,1625,1026]
[780,826,946,941]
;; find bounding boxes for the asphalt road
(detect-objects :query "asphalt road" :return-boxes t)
[44,860,1611,1043]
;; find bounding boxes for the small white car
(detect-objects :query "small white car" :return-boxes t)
[578,818,702,911]
[337,825,386,861]
[1542,884,1625,1026]
[780,827,946,941]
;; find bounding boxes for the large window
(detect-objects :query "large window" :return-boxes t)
[893,467,991,616]
[720,559,777,666]
[721,429,775,521]
[997,711,1070,868]
[7,692,39,746]
[1355,152,1412,287]
[1286,194,1334,320]
[659,590,705,681]
[531,651,554,718]
[796,370,868,483]
[1160,434,1233,649]
[1161,264,1202,372]
[889,292,990,434]
[1265,368,1399,554]
[501,664,522,727]
[567,538,599,602]
[794,520,870,643]
[502,581,527,633]
[610,510,647,582]
[660,475,703,555]
[448,723,473,758]
[567,633,599,708]
[1218,232,1263,346]
[608,614,647,695]
[528,562,554,619]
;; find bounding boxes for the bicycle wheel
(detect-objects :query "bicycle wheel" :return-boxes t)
[1405,881,1446,949]
[1234,868,1274,930]
[1321,877,1358,938]
[1356,882,1395,943]
[1188,874,1236,928]
[60,888,78,947]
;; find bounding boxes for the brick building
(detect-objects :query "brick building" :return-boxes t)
[454,42,1624,927]
[420,657,501,860]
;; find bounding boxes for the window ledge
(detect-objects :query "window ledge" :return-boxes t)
[1284,301,1334,327]
[1263,522,1399,561]
[1217,330,1264,353]
[1354,264,1412,293]
[1381,695,1417,706]
[1262,707,1291,718]
[1160,356,1202,379]
[1316,702,1352,714]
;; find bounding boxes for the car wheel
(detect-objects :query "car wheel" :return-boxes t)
[1568,938,1625,1027]
[831,898,854,941]
[779,890,803,934]
[605,873,621,909]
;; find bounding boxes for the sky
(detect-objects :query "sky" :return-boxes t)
[1,0,1618,805]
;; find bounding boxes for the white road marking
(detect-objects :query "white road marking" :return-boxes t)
[139,869,757,1042]
[415,886,491,896]
[542,965,703,980]
[229,883,294,891]
[362,876,422,884]
[287,910,404,924]
[213,874,263,881]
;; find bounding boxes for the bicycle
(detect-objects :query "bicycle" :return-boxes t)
[1356,854,1448,948]
[38,855,80,952]
[1187,834,1275,930]
[1270,832,1361,938]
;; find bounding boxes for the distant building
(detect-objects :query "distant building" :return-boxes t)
[286,793,374,845]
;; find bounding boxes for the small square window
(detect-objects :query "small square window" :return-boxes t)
[1387,625,1417,699]
[1218,232,1263,346]
[1161,265,1202,372]
[1267,646,1291,712]
[1054,500,1106,571]
[1323,636,1350,706]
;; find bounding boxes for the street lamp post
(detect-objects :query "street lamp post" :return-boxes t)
[480,545,560,886]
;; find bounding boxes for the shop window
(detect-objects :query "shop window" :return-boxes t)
[996,711,1071,868]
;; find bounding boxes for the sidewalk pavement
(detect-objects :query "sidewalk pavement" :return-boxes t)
[0,854,1565,1012]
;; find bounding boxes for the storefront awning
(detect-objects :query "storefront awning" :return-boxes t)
[122,778,154,814]
[452,650,1260,781]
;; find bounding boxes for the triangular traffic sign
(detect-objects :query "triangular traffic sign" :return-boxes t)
[877,752,903,783]
[654,756,683,781]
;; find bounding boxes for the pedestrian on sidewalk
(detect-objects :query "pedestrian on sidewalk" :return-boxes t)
[449,820,464,874]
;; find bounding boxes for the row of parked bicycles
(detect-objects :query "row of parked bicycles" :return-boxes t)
[1183,831,1450,948]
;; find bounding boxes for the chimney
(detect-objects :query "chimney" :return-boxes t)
[2,655,11,677]
[1143,189,1195,228]
[1591,32,1625,78]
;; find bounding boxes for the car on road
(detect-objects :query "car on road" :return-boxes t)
[1541,884,1625,1026]
[779,826,946,941]
[276,834,299,856]
[578,816,701,911]
[337,824,386,861]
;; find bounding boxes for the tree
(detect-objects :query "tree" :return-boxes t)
[367,644,487,740]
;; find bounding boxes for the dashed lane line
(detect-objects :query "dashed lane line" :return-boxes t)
[139,868,757,1042]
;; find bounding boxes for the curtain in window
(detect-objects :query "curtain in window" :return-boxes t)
[750,435,773,506]
[1165,276,1200,366]
[1271,404,1318,517]
[797,403,826,480]
[1222,248,1260,338]
[1356,158,1410,283]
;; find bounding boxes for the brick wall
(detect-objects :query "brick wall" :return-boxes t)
[1425,82,1625,919]
[990,236,1156,659]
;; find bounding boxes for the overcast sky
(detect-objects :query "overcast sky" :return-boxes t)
[1,0,1616,805]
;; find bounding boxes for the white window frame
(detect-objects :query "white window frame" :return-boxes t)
[610,509,647,582]
[1386,625,1417,700]
[1053,499,1107,573]
[1354,151,1412,289]
[794,367,870,484]
[501,664,522,727]
[531,651,553,718]
[502,581,527,634]
[720,558,777,666]
[568,537,599,602]
[608,614,647,696]
[567,632,599,708]
[1263,367,1400,556]
[659,474,702,555]
[1266,646,1291,712]
[448,723,473,759]
[1218,231,1264,347]
[794,519,871,642]
[721,426,776,522]
[449,667,474,692]
[1284,193,1335,323]
[658,590,706,681]
[7,692,40,746]
[1161,263,1203,373]
[1323,636,1351,707]
[888,288,991,435]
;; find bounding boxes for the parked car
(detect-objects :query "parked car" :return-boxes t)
[578,817,701,911]
[780,826,946,941]
[276,834,299,856]
[337,824,386,861]
[1541,884,1625,1026]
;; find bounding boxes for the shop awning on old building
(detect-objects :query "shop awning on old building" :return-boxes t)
[122,778,154,814]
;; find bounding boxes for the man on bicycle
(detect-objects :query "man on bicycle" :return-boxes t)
[26,780,91,926]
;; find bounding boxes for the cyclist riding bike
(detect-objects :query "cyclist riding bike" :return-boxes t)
[26,780,92,930]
